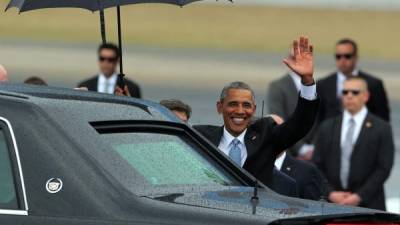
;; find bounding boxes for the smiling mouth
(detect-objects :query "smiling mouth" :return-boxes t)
[231,117,246,125]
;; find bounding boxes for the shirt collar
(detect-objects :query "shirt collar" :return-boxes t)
[222,127,247,146]
[337,69,359,79]
[99,73,118,83]
[343,106,368,125]
[274,151,286,170]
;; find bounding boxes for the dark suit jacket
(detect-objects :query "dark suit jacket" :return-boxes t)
[272,168,298,198]
[194,96,319,187]
[313,113,394,210]
[317,71,390,122]
[268,74,312,155]
[78,75,141,98]
[281,154,327,200]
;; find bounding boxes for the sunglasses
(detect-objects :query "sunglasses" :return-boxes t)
[342,89,361,96]
[335,54,354,60]
[99,56,117,63]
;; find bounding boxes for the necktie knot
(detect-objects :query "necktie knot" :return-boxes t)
[231,138,240,147]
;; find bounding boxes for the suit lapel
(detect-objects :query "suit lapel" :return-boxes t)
[331,74,341,111]
[351,113,372,161]
[244,129,258,159]
[210,126,224,146]
[87,75,99,92]
[332,115,343,182]
[281,154,294,176]
[94,76,99,92]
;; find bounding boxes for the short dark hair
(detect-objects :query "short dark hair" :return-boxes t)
[345,76,368,90]
[24,76,47,86]
[336,38,358,55]
[160,99,192,119]
[98,43,120,58]
[220,81,255,102]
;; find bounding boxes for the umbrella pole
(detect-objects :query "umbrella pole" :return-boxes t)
[116,5,126,89]
[99,9,106,43]
[116,6,126,89]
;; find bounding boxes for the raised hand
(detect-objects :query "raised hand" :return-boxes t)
[283,36,314,85]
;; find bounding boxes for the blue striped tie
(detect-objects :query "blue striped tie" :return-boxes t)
[229,139,242,166]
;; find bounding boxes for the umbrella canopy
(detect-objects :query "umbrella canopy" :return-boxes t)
[6,0,228,12]
[5,0,231,92]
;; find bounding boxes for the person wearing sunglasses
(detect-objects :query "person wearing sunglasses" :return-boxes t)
[313,77,394,210]
[317,38,390,124]
[77,43,141,98]
[297,39,392,161]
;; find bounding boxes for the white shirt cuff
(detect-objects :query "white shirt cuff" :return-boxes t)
[300,83,317,100]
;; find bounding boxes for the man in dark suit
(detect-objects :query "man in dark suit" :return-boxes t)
[271,168,298,198]
[313,77,394,210]
[317,38,390,122]
[78,43,141,98]
[194,36,320,187]
[270,114,327,201]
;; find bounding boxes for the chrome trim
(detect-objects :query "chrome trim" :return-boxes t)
[0,209,27,216]
[0,116,29,215]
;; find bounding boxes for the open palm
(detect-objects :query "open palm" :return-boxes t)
[283,36,314,85]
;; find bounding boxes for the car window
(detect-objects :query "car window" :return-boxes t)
[0,127,18,209]
[96,131,240,194]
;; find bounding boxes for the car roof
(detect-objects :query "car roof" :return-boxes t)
[0,83,178,122]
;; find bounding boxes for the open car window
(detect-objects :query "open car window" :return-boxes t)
[110,133,234,186]
[92,127,242,195]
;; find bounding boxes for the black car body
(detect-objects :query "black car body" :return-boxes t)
[0,84,399,225]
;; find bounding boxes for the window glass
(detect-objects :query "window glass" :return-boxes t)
[0,127,18,209]
[97,132,240,194]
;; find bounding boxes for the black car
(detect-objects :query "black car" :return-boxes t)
[0,84,399,225]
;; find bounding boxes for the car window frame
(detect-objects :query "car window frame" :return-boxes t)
[0,116,28,216]
[91,120,257,190]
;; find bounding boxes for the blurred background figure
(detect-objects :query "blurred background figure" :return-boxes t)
[0,65,9,83]
[271,167,298,198]
[24,76,47,86]
[160,99,192,123]
[267,50,314,157]
[270,114,327,201]
[317,38,390,123]
[313,77,394,210]
[78,43,141,98]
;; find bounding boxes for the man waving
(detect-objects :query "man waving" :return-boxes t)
[194,36,319,186]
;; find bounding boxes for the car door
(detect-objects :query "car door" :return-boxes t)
[0,117,29,225]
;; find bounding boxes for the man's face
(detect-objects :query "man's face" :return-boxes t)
[172,110,189,123]
[335,43,357,75]
[98,49,118,77]
[342,80,369,114]
[217,88,256,136]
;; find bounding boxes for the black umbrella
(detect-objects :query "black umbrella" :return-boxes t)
[6,0,231,88]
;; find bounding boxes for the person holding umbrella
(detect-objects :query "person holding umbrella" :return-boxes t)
[78,43,141,98]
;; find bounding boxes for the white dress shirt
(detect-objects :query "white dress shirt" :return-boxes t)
[337,69,359,98]
[274,151,287,171]
[340,106,368,147]
[98,73,118,94]
[218,127,248,167]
